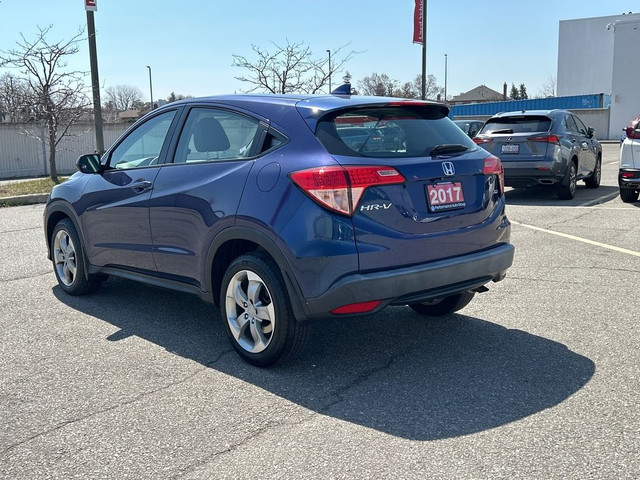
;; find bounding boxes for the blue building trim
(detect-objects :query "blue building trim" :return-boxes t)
[449,93,610,118]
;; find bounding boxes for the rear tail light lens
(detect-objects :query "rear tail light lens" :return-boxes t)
[626,126,640,139]
[473,137,491,145]
[483,155,504,196]
[529,134,560,144]
[290,166,405,216]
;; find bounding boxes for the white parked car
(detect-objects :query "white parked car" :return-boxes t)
[619,114,640,203]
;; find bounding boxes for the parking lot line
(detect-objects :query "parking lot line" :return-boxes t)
[511,220,640,258]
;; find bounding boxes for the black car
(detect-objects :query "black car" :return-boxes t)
[474,110,602,199]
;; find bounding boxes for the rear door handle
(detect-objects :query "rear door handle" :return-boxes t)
[131,179,153,193]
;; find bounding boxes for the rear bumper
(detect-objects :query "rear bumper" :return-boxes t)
[618,168,640,189]
[300,242,515,320]
[504,164,564,188]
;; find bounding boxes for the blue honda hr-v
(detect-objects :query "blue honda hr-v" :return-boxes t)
[44,91,514,366]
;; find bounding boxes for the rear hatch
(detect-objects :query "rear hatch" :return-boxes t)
[306,103,508,271]
[475,115,552,164]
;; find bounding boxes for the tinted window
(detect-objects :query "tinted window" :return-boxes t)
[481,116,551,135]
[572,115,588,136]
[173,108,260,163]
[109,110,177,169]
[565,115,579,133]
[316,106,477,158]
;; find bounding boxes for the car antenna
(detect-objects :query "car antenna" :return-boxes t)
[331,83,352,96]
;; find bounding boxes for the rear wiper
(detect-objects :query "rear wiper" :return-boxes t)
[429,144,469,157]
[490,129,514,134]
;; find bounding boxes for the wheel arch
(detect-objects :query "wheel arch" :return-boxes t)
[44,201,83,261]
[205,226,309,321]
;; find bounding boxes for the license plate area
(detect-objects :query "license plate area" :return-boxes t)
[426,182,466,212]
[501,144,519,154]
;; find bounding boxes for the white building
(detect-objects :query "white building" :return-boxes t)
[557,13,640,139]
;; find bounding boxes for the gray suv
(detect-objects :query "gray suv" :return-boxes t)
[474,110,602,199]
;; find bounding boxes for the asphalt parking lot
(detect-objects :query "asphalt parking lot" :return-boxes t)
[1,143,638,479]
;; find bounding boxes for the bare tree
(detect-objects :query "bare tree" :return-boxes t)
[358,73,443,100]
[537,75,556,98]
[0,26,91,183]
[0,73,34,122]
[104,84,144,112]
[358,73,398,96]
[232,41,353,94]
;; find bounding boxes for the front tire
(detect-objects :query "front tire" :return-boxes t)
[51,219,104,295]
[584,157,601,189]
[220,253,309,367]
[409,291,475,317]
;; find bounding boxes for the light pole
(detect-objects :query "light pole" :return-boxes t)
[326,49,332,93]
[444,53,448,102]
[146,65,154,110]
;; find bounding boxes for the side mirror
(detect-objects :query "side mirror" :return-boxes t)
[587,127,595,138]
[76,154,102,174]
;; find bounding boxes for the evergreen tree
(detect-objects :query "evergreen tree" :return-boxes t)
[509,83,520,100]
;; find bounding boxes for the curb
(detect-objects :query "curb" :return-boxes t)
[0,193,49,207]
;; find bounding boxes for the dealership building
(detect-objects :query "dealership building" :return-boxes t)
[557,12,640,139]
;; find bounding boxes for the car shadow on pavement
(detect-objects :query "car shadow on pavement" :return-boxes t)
[505,185,619,206]
[53,278,595,441]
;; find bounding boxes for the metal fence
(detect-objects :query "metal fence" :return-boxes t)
[0,123,129,179]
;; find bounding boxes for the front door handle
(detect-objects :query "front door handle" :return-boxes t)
[131,179,153,193]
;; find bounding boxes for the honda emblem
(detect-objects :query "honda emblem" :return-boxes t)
[442,162,455,176]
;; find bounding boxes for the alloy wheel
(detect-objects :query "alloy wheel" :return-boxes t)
[53,229,77,287]
[224,269,276,353]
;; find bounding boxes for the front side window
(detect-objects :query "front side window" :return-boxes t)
[109,110,177,169]
[572,115,588,136]
[173,108,260,163]
[316,105,477,158]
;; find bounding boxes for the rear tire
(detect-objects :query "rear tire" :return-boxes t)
[51,219,104,295]
[620,188,639,203]
[409,292,475,317]
[584,157,601,189]
[557,162,577,200]
[220,253,310,367]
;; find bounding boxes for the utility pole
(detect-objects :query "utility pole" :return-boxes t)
[86,1,104,153]
[146,66,154,110]
[421,0,428,99]
[326,49,332,93]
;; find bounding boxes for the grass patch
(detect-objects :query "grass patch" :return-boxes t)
[0,177,67,198]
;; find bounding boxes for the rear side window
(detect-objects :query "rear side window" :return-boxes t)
[173,107,260,163]
[481,116,551,135]
[316,106,477,158]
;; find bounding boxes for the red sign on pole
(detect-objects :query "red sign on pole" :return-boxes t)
[413,0,423,45]
[85,0,97,12]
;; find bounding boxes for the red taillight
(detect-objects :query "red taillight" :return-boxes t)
[483,155,504,195]
[331,300,382,315]
[626,126,640,139]
[473,137,491,145]
[290,166,405,216]
[621,172,635,178]
[529,134,560,144]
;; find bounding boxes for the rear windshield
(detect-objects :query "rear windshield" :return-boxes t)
[480,116,551,135]
[316,106,477,158]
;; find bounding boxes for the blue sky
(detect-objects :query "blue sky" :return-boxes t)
[0,1,636,102]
